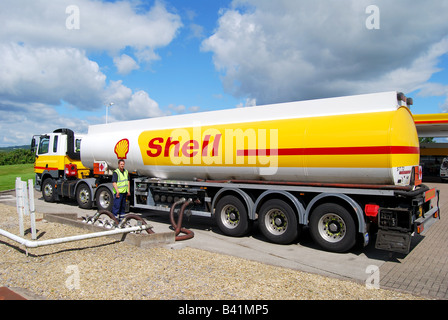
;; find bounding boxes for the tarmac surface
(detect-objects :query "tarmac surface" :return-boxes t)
[0,178,446,300]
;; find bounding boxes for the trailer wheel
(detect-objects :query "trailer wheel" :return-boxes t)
[42,178,56,202]
[259,199,299,244]
[309,203,356,253]
[215,195,251,237]
[76,183,92,209]
[95,187,113,212]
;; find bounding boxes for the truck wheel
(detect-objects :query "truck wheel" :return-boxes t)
[309,203,356,253]
[259,199,299,244]
[42,178,56,202]
[215,195,251,237]
[76,183,92,209]
[95,187,113,212]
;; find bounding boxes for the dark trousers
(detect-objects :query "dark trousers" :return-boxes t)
[112,193,127,218]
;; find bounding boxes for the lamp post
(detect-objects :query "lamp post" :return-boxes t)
[106,102,114,124]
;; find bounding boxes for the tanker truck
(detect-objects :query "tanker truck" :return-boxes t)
[30,91,440,253]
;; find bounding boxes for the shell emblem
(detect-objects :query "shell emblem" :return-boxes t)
[114,139,130,159]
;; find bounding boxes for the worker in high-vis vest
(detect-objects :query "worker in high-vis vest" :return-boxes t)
[112,159,130,220]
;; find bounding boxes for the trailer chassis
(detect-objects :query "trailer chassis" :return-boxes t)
[131,177,440,254]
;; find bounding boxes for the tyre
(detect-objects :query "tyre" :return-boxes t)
[258,199,299,244]
[215,195,251,237]
[95,186,113,212]
[42,178,56,202]
[76,183,92,209]
[309,203,356,253]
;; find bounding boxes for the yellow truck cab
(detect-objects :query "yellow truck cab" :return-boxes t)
[31,128,91,205]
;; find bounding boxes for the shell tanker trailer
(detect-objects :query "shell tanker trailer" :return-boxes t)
[31,91,440,254]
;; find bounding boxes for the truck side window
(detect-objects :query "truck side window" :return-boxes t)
[75,139,81,153]
[53,135,58,153]
[38,136,50,155]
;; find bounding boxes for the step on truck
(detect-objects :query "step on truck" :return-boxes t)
[31,91,440,254]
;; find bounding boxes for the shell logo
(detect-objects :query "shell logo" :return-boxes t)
[114,139,130,159]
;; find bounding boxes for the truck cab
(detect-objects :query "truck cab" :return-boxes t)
[31,128,91,202]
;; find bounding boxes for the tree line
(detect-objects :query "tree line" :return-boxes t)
[0,149,35,165]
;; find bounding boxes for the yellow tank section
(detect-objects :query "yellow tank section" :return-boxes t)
[389,106,420,168]
[137,107,419,171]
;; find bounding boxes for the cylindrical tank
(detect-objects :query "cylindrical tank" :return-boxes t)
[81,91,419,186]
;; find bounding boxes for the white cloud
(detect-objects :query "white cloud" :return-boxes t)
[0,100,90,145]
[202,0,448,104]
[104,81,164,122]
[128,90,163,119]
[105,80,133,107]
[236,98,256,108]
[0,0,182,61]
[168,104,187,114]
[0,0,183,146]
[0,43,106,110]
[189,106,201,113]
[114,54,140,75]
[0,0,183,110]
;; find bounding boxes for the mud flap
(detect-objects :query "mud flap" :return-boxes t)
[375,230,411,254]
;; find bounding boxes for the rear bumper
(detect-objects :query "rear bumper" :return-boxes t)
[375,188,440,254]
[414,204,440,235]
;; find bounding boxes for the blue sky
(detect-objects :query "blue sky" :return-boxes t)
[1,0,448,147]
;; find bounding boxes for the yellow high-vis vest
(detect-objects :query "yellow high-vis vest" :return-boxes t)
[113,169,129,194]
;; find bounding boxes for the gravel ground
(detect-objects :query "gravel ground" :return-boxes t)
[0,203,423,300]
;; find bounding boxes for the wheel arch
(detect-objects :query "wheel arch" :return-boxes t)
[211,188,254,219]
[305,193,366,234]
[74,178,96,209]
[41,170,59,183]
[93,182,114,199]
[75,178,96,196]
[254,190,306,224]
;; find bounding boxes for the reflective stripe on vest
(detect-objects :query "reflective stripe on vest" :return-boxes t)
[114,169,129,194]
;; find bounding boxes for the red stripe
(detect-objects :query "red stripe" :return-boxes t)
[415,120,448,125]
[34,166,59,171]
[237,146,420,157]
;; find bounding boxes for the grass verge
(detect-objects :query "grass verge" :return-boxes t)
[0,163,35,191]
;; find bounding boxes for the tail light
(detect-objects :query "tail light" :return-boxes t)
[365,204,380,222]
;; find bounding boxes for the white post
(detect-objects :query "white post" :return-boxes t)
[28,179,37,240]
[22,181,30,216]
[15,177,24,237]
